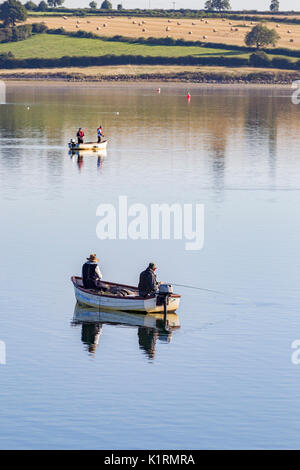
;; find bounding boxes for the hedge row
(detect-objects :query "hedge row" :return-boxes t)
[28,8,300,24]
[1,51,300,70]
[0,24,32,43]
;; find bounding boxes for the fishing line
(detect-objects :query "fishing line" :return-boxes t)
[171,283,257,306]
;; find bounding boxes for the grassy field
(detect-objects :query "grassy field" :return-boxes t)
[24,15,300,50]
[0,34,241,59]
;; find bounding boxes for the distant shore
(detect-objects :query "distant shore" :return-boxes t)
[1,65,299,85]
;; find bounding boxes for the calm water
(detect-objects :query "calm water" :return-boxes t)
[0,82,300,450]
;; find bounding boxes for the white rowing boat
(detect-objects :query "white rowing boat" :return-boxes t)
[68,140,108,152]
[71,276,181,313]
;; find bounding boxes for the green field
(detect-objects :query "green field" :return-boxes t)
[0,34,242,59]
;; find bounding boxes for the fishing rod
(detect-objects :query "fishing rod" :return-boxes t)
[171,283,256,306]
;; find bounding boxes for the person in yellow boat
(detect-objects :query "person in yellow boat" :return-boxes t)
[97,125,104,143]
[77,128,84,144]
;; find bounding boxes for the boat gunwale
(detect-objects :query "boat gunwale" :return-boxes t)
[71,276,181,301]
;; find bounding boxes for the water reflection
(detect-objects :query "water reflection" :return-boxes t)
[72,303,180,359]
[69,150,106,171]
[0,81,6,104]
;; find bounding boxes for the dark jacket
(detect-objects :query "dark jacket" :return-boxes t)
[82,262,100,289]
[138,267,158,296]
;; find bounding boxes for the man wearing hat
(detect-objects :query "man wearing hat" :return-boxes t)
[82,254,103,289]
[138,262,159,297]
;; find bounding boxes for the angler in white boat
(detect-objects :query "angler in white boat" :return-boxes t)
[82,253,108,292]
[138,262,160,297]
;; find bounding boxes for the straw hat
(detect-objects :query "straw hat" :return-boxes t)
[87,253,99,262]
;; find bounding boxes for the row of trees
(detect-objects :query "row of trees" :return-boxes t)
[23,0,120,10]
[204,1,280,12]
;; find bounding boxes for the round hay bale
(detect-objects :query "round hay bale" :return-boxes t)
[177,22,181,25]
[290,38,294,42]
[103,23,107,27]
[189,31,192,35]
[166,26,170,31]
[203,35,207,39]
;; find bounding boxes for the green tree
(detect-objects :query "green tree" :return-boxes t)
[270,0,280,11]
[25,1,37,10]
[89,1,97,8]
[204,0,213,9]
[205,0,231,10]
[37,0,48,10]
[117,3,123,9]
[0,0,28,27]
[245,23,280,49]
[100,0,112,9]
[47,0,65,7]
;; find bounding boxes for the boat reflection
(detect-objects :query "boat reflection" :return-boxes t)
[71,302,180,359]
[69,149,107,171]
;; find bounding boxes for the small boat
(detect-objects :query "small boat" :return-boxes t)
[71,276,181,313]
[68,139,108,152]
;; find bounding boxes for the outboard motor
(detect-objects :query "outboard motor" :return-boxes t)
[69,138,76,149]
[159,284,173,295]
[158,284,173,332]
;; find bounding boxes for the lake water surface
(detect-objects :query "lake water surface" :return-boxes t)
[0,82,300,450]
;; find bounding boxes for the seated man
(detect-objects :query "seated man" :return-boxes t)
[138,262,159,297]
[82,253,103,289]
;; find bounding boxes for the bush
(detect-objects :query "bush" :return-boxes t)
[271,56,294,69]
[37,1,48,11]
[32,22,48,33]
[0,23,32,43]
[24,1,37,10]
[249,51,271,67]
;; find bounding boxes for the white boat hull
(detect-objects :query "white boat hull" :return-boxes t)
[69,140,108,152]
[71,277,180,314]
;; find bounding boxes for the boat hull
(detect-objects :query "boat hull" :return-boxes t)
[69,140,108,152]
[71,277,180,314]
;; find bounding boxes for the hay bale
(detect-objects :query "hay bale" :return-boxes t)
[213,29,217,32]
[142,28,146,32]
[192,22,196,26]
[177,22,181,25]
[166,26,170,31]
[103,23,107,27]
[189,31,192,35]
[290,38,294,42]
[235,28,239,31]
[97,26,100,30]
[132,20,136,24]
[288,30,292,33]
[76,25,79,28]
[276,24,280,28]
[168,19,171,23]
[203,35,207,39]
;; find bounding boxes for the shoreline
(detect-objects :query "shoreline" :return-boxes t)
[1,69,299,86]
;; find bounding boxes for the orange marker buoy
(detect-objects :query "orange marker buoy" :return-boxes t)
[187,92,191,101]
